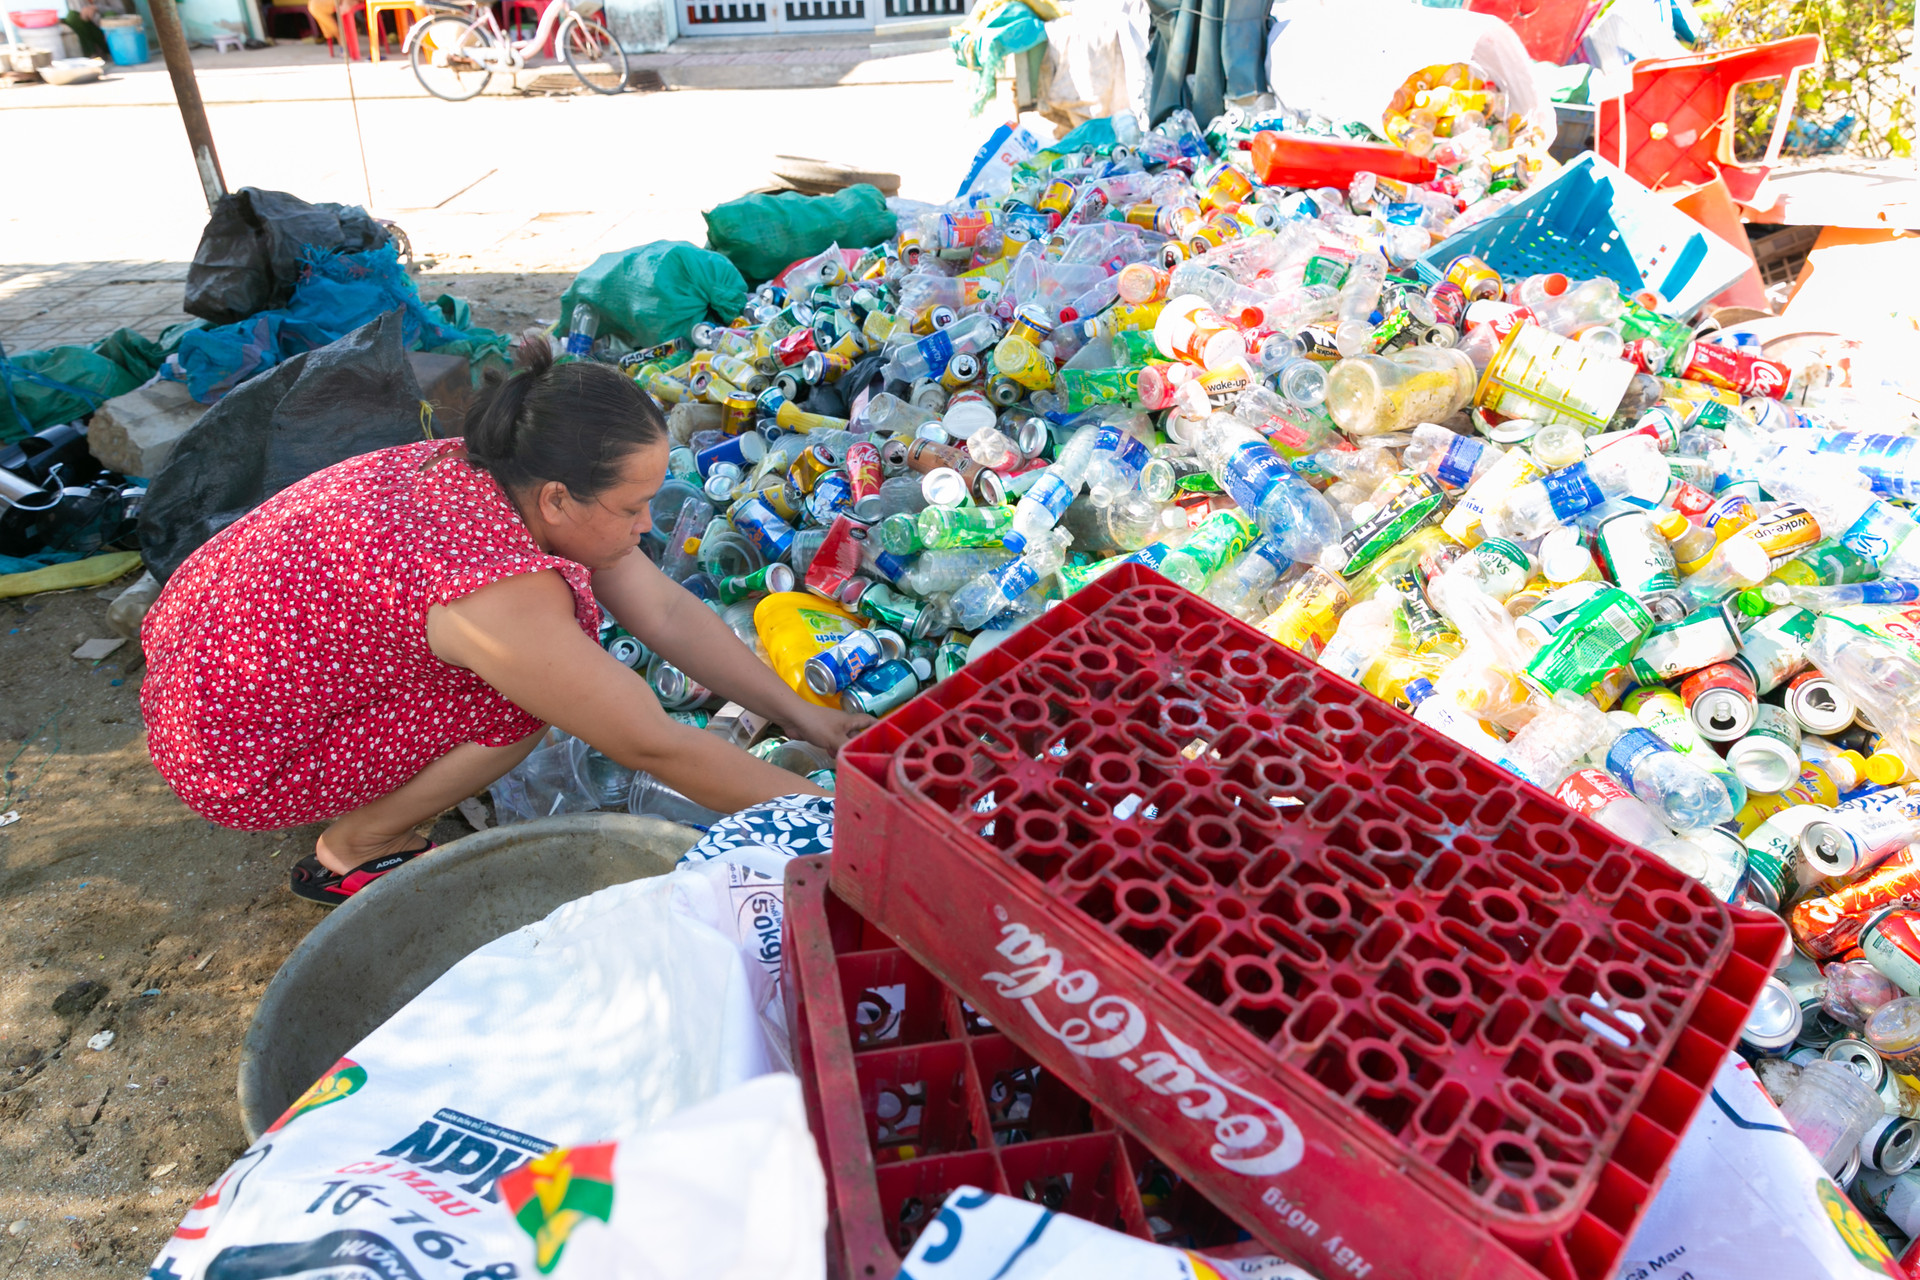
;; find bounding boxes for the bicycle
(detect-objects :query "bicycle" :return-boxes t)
[405,0,629,101]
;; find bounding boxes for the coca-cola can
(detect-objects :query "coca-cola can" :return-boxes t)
[1680,339,1793,400]
[844,441,884,521]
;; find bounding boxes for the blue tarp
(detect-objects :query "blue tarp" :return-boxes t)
[166,244,507,403]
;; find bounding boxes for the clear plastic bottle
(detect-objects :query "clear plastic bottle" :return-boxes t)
[883,313,998,383]
[1493,437,1671,540]
[1600,710,1737,831]
[1157,510,1257,593]
[1407,678,1527,775]
[565,304,599,359]
[951,528,1073,630]
[1317,588,1403,684]
[1324,346,1478,437]
[1404,422,1503,490]
[1333,249,1387,356]
[660,495,715,582]
[1195,412,1342,562]
[627,772,727,828]
[1004,424,1100,553]
[1084,423,1154,505]
[1553,766,1673,847]
[901,547,1018,598]
[966,424,1022,471]
[1206,537,1293,620]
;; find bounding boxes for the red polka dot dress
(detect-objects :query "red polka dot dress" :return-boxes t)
[141,440,599,831]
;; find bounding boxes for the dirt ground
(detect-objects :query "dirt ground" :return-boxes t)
[0,269,566,1278]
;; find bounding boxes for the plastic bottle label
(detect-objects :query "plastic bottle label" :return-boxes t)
[1554,767,1633,816]
[1025,472,1076,522]
[1842,503,1916,563]
[915,329,956,376]
[1816,432,1920,501]
[1435,435,1484,490]
[992,558,1042,601]
[1094,427,1151,474]
[1251,537,1292,570]
[1219,440,1290,511]
[1605,726,1676,787]
[1543,463,1607,520]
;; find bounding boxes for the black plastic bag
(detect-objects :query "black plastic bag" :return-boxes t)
[139,310,426,582]
[183,188,389,325]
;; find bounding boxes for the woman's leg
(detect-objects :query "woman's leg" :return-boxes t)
[314,731,543,872]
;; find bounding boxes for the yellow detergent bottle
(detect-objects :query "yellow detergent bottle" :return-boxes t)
[755,592,865,709]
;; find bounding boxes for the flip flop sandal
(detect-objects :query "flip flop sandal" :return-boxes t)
[289,839,433,907]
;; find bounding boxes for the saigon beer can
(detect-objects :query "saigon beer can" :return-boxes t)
[1681,660,1758,742]
[1679,339,1794,400]
[1739,605,1816,695]
[1728,704,1805,796]
[1628,610,1739,683]
[1801,803,1920,881]
[807,470,854,523]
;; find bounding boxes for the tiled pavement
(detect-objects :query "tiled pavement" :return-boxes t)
[0,261,193,355]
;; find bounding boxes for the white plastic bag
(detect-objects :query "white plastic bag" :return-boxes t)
[1263,0,1554,147]
[1615,1053,1901,1279]
[150,862,803,1280]
[1035,0,1152,132]
[897,1188,1318,1279]
[497,1075,824,1280]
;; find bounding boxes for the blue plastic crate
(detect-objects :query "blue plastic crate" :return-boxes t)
[1414,153,1751,317]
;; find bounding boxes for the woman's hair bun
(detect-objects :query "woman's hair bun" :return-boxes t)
[459,325,666,502]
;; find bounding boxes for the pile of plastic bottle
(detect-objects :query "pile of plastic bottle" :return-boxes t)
[541,107,1920,1247]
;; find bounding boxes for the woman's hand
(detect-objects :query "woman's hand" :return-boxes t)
[787,703,876,753]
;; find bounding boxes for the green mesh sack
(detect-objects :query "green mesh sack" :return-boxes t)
[703,185,897,286]
[558,241,749,349]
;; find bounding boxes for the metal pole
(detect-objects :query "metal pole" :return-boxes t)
[146,0,227,210]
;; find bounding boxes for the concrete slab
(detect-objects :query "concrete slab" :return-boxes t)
[87,379,205,478]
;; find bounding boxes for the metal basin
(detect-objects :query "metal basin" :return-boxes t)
[237,813,701,1140]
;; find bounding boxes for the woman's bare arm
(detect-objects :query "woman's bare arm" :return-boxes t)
[591,549,872,751]
[426,570,824,809]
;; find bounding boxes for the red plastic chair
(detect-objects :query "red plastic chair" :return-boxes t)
[502,0,556,58]
[1592,35,1824,203]
[1465,0,1605,66]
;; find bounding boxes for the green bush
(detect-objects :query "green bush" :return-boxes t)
[1697,0,1913,158]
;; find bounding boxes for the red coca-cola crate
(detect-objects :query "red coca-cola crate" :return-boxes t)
[782,854,1268,1279]
[832,563,1783,1280]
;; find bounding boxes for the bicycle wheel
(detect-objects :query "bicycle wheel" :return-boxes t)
[410,14,494,101]
[561,15,628,94]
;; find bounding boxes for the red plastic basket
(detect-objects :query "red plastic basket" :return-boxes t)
[782,854,1267,1279]
[832,563,1784,1280]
